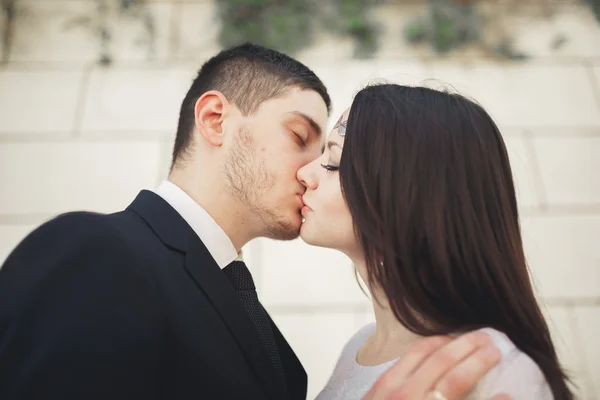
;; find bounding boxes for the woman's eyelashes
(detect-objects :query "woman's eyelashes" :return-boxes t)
[320,163,340,173]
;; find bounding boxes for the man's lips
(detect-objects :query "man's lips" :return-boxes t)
[301,196,312,216]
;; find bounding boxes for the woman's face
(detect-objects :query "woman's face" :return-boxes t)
[297,109,360,257]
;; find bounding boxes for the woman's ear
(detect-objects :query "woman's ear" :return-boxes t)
[194,90,229,147]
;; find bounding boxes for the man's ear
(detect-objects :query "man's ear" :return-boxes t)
[194,90,230,147]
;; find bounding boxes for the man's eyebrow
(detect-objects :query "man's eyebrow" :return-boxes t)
[287,111,322,137]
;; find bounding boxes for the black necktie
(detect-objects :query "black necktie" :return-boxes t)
[223,261,287,391]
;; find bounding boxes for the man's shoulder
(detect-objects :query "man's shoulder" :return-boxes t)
[3,209,151,273]
[31,209,143,246]
[0,210,163,307]
[44,209,127,231]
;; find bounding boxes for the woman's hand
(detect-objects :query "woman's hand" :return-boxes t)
[362,330,510,400]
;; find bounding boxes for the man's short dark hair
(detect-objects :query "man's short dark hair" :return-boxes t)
[172,43,332,167]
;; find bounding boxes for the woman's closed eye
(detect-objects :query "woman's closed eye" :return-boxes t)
[321,163,339,173]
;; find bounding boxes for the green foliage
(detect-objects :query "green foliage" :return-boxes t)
[216,0,378,58]
[1,0,16,63]
[403,0,530,60]
[585,0,600,22]
[404,0,480,54]
[215,0,527,60]
[331,0,378,58]
[217,0,315,55]
[6,0,597,65]
[96,0,157,66]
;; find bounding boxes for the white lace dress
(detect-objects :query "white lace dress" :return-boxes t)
[315,324,553,400]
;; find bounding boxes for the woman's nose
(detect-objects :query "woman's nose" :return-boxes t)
[297,162,318,190]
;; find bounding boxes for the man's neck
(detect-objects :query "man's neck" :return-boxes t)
[167,169,257,252]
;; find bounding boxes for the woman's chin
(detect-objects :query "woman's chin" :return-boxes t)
[299,223,328,248]
[299,222,317,245]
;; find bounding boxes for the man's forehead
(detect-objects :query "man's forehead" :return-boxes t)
[274,88,329,128]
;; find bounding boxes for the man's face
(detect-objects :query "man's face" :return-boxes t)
[222,87,329,240]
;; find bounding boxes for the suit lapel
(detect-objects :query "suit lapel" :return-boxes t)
[127,191,288,400]
[184,240,288,400]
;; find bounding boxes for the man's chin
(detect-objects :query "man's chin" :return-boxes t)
[262,213,302,241]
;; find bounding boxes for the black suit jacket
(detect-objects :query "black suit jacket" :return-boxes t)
[0,191,306,400]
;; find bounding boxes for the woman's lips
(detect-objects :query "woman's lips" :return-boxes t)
[301,196,313,216]
[301,206,312,216]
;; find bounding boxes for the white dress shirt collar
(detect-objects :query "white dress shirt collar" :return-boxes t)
[152,180,239,269]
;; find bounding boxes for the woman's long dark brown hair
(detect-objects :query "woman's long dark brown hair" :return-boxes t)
[340,84,572,399]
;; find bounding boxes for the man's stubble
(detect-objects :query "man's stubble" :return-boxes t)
[222,126,300,241]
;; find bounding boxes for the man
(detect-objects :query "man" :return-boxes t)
[0,43,502,400]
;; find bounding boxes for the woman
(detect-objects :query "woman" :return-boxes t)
[297,84,573,400]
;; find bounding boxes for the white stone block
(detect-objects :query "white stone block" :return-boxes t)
[429,63,600,128]
[533,137,600,206]
[9,1,174,63]
[522,215,600,298]
[542,305,596,399]
[0,141,162,216]
[551,7,600,58]
[176,2,221,62]
[156,138,174,184]
[498,6,600,59]
[254,237,370,307]
[311,61,432,130]
[9,1,97,63]
[0,70,83,134]
[80,67,194,133]
[504,135,542,209]
[574,306,600,399]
